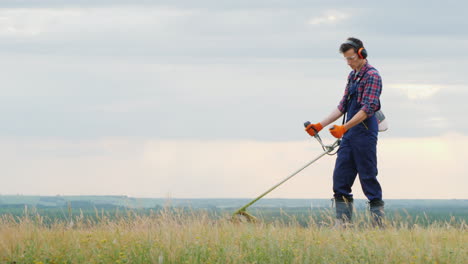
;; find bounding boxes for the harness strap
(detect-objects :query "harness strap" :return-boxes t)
[342,67,374,127]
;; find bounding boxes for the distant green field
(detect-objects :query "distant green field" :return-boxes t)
[0,196,466,227]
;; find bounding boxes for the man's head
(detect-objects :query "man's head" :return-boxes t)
[340,37,367,70]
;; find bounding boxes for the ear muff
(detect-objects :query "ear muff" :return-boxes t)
[345,40,367,59]
[357,47,367,59]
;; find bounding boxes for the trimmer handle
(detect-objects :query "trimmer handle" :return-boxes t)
[304,121,318,134]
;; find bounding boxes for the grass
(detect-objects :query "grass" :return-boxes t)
[0,208,466,264]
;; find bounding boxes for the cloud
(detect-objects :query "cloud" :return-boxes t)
[387,83,442,100]
[0,54,466,140]
[0,2,466,142]
[0,8,82,37]
[308,10,349,25]
[0,0,466,200]
[1,135,467,199]
[0,7,194,38]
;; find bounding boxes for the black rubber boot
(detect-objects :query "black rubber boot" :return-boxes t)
[369,199,385,228]
[334,196,354,227]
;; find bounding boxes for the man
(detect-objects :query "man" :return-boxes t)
[305,37,385,227]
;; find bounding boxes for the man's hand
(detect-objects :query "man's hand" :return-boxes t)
[329,124,347,138]
[305,123,323,137]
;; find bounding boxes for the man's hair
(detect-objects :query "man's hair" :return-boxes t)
[339,37,364,54]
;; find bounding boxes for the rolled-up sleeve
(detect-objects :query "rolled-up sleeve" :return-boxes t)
[337,92,347,113]
[360,73,382,117]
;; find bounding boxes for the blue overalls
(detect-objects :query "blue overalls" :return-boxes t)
[332,69,382,202]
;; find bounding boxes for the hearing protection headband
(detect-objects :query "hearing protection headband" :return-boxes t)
[344,40,367,59]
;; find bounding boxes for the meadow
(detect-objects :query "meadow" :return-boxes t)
[0,207,466,264]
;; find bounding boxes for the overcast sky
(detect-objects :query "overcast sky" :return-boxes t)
[1,1,467,199]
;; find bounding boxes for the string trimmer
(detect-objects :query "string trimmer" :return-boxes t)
[231,121,341,222]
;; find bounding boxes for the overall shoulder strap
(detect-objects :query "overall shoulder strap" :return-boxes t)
[341,67,374,125]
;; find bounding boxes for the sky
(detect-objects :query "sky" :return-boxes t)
[1,0,467,199]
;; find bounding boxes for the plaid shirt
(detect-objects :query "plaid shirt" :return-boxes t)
[337,61,382,117]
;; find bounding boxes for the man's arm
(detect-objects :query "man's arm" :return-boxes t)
[342,72,381,130]
[320,107,344,128]
[325,76,351,127]
[343,110,367,131]
[360,72,382,117]
[321,107,367,132]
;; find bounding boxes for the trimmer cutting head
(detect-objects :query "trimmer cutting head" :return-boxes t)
[231,210,258,223]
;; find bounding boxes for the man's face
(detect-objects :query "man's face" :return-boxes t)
[343,49,363,70]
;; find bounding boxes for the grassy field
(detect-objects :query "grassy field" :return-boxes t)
[0,209,466,264]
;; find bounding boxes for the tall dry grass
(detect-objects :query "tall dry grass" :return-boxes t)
[0,208,466,264]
